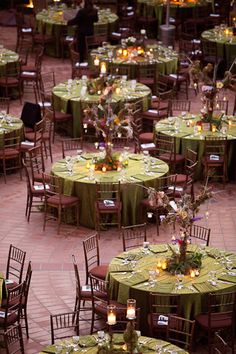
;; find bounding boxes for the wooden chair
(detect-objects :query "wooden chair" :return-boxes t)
[0,283,25,332]
[148,293,181,338]
[131,112,155,154]
[27,143,45,185]
[202,136,228,183]
[170,100,191,116]
[212,333,229,354]
[195,291,236,353]
[121,223,147,251]
[59,26,76,59]
[15,11,33,52]
[6,244,26,287]
[0,97,10,114]
[61,137,83,159]
[167,315,195,353]
[85,33,108,60]
[50,311,80,344]
[21,261,32,338]
[32,21,54,52]
[155,133,185,173]
[21,118,45,154]
[176,148,198,200]
[23,160,45,222]
[38,71,56,111]
[137,62,157,94]
[42,173,80,234]
[214,99,229,115]
[201,38,222,65]
[72,255,93,315]
[83,233,108,285]
[90,274,126,334]
[69,45,95,79]
[20,45,44,102]
[4,323,25,354]
[51,95,73,143]
[189,224,211,246]
[109,63,131,79]
[94,181,122,235]
[42,108,54,162]
[0,130,22,184]
[165,69,189,100]
[140,174,177,236]
[0,62,22,103]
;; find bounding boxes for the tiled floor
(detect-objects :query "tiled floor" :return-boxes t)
[0,22,236,354]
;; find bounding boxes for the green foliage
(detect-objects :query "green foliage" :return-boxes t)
[167,252,203,275]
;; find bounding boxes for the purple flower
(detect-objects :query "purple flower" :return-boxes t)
[191,216,203,222]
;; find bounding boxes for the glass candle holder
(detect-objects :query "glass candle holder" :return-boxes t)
[107,305,116,325]
[126,299,136,319]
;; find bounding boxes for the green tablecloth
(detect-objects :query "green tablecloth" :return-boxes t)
[51,154,169,228]
[52,80,151,137]
[90,44,178,79]
[155,114,236,179]
[0,49,19,77]
[201,28,236,70]
[36,8,118,57]
[0,115,23,147]
[136,0,210,27]
[40,334,189,353]
[108,244,236,334]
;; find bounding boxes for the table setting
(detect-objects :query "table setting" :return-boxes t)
[0,46,19,76]
[90,42,178,79]
[0,113,23,141]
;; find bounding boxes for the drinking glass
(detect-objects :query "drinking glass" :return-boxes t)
[175,271,184,289]
[143,241,150,254]
[208,270,217,285]
[77,149,83,161]
[148,270,157,287]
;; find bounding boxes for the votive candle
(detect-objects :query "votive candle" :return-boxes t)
[126,299,136,319]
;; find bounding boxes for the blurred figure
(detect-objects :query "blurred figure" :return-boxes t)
[67,0,98,62]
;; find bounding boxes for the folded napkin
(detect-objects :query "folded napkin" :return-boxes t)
[81,154,94,160]
[109,264,132,272]
[41,346,55,353]
[149,245,168,253]
[187,244,199,253]
[126,272,149,286]
[218,274,236,283]
[140,338,167,351]
[193,282,218,293]
[79,335,97,347]
[206,248,221,259]
[128,154,143,160]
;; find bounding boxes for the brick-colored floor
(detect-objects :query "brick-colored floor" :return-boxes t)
[0,24,236,354]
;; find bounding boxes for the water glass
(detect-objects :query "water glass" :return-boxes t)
[175,271,184,290]
[149,270,157,286]
[208,270,217,285]
[143,241,150,254]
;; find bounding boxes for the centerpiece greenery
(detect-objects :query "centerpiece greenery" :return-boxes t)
[84,81,133,171]
[147,186,211,274]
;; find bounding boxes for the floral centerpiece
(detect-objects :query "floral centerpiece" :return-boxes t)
[147,185,211,274]
[84,80,133,171]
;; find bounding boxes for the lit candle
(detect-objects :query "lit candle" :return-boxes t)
[225,28,229,36]
[119,155,123,162]
[124,159,129,166]
[94,142,99,149]
[126,299,136,319]
[107,305,116,325]
[189,119,192,126]
[115,87,121,95]
[198,125,202,133]
[161,261,167,270]
[123,49,128,57]
[228,120,232,128]
[102,166,107,173]
[86,162,90,169]
[190,270,195,278]
[117,48,123,56]
[211,125,216,133]
[157,259,162,268]
[100,62,107,74]
[147,212,153,218]
[195,269,200,276]
[156,269,160,276]
[186,120,190,127]
[91,164,95,171]
[94,57,99,66]
[117,166,122,172]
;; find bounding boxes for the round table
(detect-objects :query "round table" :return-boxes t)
[36,7,118,57]
[201,27,236,70]
[40,334,189,353]
[90,44,178,79]
[136,0,211,30]
[0,47,19,77]
[108,244,236,333]
[155,114,236,179]
[52,79,151,138]
[52,153,169,228]
[0,114,23,146]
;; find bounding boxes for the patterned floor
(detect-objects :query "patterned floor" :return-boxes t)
[0,23,236,354]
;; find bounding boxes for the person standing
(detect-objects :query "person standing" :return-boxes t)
[67,0,98,62]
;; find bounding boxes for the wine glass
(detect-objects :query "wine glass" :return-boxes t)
[77,149,83,161]
[143,241,150,254]
[175,270,184,290]
[148,270,157,287]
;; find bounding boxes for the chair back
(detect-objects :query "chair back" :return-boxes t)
[61,138,83,159]
[83,233,100,284]
[27,143,45,184]
[156,74,176,99]
[6,244,26,284]
[149,293,180,336]
[23,261,32,306]
[50,311,79,344]
[95,181,121,204]
[2,283,25,330]
[214,100,228,115]
[213,333,229,354]
[72,255,82,300]
[204,136,227,158]
[189,224,211,246]
[208,291,236,318]
[2,130,21,155]
[121,223,147,251]
[109,63,131,78]
[4,323,25,354]
[155,133,174,162]
[170,100,191,115]
[167,315,195,352]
